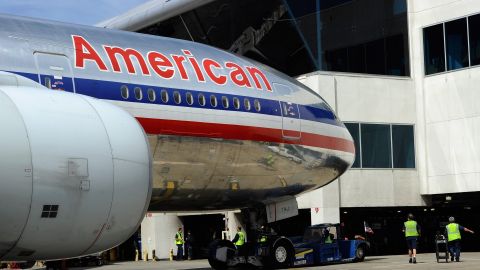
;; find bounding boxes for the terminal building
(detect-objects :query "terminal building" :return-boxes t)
[100,0,480,258]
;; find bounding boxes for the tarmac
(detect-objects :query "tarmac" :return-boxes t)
[23,252,480,270]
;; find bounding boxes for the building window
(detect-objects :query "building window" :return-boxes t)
[346,122,415,169]
[345,123,360,168]
[366,39,386,75]
[446,18,468,71]
[469,14,480,66]
[392,125,415,168]
[424,24,445,75]
[361,124,391,168]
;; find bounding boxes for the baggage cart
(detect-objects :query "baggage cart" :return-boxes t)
[435,234,449,263]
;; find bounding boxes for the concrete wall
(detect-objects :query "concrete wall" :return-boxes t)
[297,72,424,210]
[140,213,183,260]
[408,0,480,194]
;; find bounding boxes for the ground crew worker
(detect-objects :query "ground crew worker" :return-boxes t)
[446,216,474,262]
[403,213,420,264]
[232,226,246,255]
[258,225,268,244]
[175,227,184,260]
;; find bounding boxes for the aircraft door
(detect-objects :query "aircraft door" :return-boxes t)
[274,83,301,140]
[34,52,75,92]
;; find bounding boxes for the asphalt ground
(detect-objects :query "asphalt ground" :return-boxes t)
[21,252,480,270]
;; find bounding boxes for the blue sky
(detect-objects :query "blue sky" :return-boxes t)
[0,0,151,25]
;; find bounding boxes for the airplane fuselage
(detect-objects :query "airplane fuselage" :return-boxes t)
[0,14,354,211]
[0,13,354,261]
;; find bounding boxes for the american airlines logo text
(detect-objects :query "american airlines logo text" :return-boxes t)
[72,35,272,91]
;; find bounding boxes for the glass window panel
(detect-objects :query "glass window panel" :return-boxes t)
[366,39,386,75]
[423,24,445,75]
[345,123,360,168]
[392,125,415,168]
[445,18,468,70]
[361,124,391,168]
[468,14,480,66]
[347,44,366,73]
[386,34,406,76]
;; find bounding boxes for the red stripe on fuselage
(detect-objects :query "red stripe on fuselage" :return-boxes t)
[136,117,355,154]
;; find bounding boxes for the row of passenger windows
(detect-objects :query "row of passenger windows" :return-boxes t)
[345,123,415,169]
[424,13,480,75]
[120,85,262,112]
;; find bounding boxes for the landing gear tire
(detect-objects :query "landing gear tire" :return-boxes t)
[267,238,293,269]
[208,239,235,270]
[354,245,366,262]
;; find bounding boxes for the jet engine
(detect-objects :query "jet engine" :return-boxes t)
[0,75,152,261]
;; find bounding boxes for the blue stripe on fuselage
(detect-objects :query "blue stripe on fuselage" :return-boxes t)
[11,71,340,127]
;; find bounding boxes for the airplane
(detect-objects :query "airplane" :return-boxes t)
[0,14,354,262]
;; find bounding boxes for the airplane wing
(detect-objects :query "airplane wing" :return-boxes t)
[96,0,214,31]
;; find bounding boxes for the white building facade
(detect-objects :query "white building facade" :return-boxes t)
[297,0,480,224]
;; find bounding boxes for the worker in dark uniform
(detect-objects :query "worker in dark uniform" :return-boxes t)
[446,216,474,262]
[231,226,246,255]
[403,213,420,264]
[185,230,195,260]
[175,227,184,260]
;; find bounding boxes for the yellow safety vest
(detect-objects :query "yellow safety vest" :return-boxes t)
[446,223,461,242]
[259,235,267,243]
[235,231,245,246]
[404,220,419,237]
[175,232,184,245]
[325,234,333,244]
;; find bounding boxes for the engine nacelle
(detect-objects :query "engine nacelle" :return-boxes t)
[0,85,152,260]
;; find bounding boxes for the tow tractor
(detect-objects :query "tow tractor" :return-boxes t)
[208,223,369,269]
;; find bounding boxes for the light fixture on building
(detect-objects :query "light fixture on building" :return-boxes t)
[423,209,427,212]
[445,195,452,201]
[343,211,348,214]
[430,208,435,211]
[397,210,402,213]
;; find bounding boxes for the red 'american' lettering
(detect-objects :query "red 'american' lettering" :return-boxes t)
[72,35,272,91]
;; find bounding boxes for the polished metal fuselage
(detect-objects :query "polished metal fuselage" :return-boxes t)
[0,14,354,211]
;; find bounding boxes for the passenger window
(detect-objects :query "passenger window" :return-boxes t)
[210,95,218,107]
[147,88,156,102]
[198,93,206,106]
[186,92,194,105]
[254,99,261,112]
[173,91,181,104]
[233,97,240,109]
[222,96,229,109]
[134,87,143,100]
[244,98,251,111]
[161,89,169,103]
[121,85,129,99]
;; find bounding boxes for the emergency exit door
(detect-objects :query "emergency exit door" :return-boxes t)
[274,83,301,140]
[34,52,75,92]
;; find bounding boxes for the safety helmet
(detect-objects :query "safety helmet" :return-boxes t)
[449,216,455,222]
